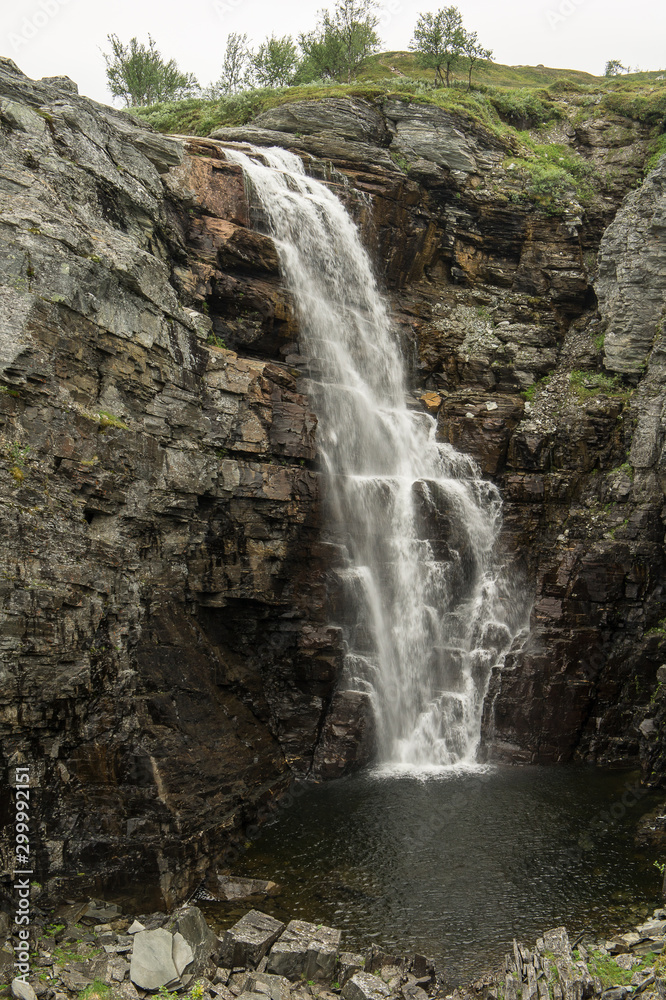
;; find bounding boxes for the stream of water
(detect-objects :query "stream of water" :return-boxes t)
[223,144,525,769]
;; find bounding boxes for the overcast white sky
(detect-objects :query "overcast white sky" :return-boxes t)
[1,0,664,105]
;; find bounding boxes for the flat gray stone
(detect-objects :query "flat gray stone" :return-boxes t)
[173,932,195,977]
[342,972,391,1000]
[11,981,37,1000]
[220,910,285,969]
[129,928,179,991]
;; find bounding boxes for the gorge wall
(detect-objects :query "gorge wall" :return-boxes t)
[1,57,665,904]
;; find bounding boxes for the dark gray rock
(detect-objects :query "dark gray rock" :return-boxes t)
[266,919,341,981]
[167,906,218,977]
[251,99,390,146]
[383,99,491,175]
[337,953,366,986]
[597,154,666,374]
[245,971,292,1000]
[220,911,285,969]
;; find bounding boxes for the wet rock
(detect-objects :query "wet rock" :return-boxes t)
[311,690,376,779]
[211,876,279,902]
[221,911,285,969]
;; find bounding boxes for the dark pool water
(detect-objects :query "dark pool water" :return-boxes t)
[203,765,664,985]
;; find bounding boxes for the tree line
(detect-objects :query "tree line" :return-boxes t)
[103,0,493,107]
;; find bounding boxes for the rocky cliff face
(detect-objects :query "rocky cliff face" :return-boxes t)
[0,60,354,908]
[211,91,666,779]
[1,57,665,904]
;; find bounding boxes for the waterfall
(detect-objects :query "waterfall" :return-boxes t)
[223,144,518,771]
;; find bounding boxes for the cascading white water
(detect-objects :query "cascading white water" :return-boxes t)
[223,144,518,770]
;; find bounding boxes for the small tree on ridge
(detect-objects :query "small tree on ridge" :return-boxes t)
[103,34,198,106]
[253,34,299,88]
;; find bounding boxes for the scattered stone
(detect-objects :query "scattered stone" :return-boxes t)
[245,971,292,1000]
[173,932,195,977]
[221,911,286,969]
[637,921,666,936]
[60,971,93,992]
[82,900,123,924]
[128,921,146,935]
[615,955,640,970]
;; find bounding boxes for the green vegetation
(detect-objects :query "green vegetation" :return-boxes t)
[609,462,634,478]
[103,34,198,106]
[645,132,666,174]
[299,0,380,84]
[569,370,629,400]
[647,617,666,637]
[605,60,628,78]
[79,981,111,1000]
[521,375,550,402]
[207,334,227,349]
[97,410,129,431]
[118,4,664,216]
[253,34,300,88]
[43,922,65,936]
[586,950,656,988]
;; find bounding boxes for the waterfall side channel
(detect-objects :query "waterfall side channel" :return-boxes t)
[223,145,522,771]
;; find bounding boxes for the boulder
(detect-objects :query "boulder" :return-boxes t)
[245,971,292,1000]
[267,919,341,981]
[212,875,279,902]
[338,953,366,986]
[168,906,218,977]
[129,928,181,991]
[341,972,391,1000]
[11,982,37,1000]
[220,911,285,969]
[250,99,390,146]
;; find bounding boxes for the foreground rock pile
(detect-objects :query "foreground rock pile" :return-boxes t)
[5,898,666,1000]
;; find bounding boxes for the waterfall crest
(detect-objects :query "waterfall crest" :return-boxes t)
[223,144,518,771]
